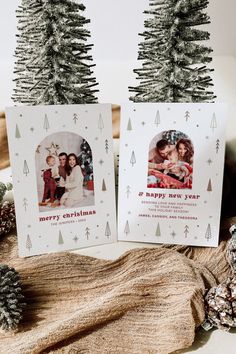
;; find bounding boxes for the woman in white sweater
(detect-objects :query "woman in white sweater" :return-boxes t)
[60,153,84,208]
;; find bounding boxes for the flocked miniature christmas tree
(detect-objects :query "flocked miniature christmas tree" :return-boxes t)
[12,0,41,104]
[12,0,98,105]
[129,0,215,103]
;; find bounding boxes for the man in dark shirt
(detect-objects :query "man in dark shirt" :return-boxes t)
[55,152,67,200]
[148,139,175,171]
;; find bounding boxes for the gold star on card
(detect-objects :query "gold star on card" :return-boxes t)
[45,142,60,156]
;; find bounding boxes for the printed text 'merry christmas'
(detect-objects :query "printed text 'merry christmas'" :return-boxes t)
[39,209,96,222]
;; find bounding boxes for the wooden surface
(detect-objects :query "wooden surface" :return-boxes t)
[0,111,9,170]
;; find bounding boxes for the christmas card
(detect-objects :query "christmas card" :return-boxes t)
[118,103,227,247]
[6,104,116,257]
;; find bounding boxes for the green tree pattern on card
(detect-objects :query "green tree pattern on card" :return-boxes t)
[155,223,161,237]
[23,160,29,176]
[15,124,21,138]
[26,234,32,251]
[124,221,130,236]
[155,111,160,126]
[127,118,132,131]
[58,230,64,245]
[105,222,111,238]
[102,179,107,191]
[207,178,212,192]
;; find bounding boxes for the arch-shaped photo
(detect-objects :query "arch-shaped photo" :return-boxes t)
[147,130,194,189]
[36,132,94,212]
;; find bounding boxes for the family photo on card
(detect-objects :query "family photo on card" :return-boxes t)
[6,104,116,257]
[148,130,194,189]
[118,103,227,248]
[36,132,95,211]
[5,102,227,256]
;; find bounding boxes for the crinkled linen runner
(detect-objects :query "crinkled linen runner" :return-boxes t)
[0,221,233,354]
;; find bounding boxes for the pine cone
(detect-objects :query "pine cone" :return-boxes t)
[227,225,236,273]
[0,182,7,204]
[0,201,16,236]
[0,265,25,331]
[203,277,236,330]
[203,225,236,330]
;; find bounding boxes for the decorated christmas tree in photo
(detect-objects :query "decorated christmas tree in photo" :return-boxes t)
[77,139,94,190]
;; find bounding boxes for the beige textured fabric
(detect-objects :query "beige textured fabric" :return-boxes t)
[0,231,232,354]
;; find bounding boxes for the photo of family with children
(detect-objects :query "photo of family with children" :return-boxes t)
[148,130,194,190]
[36,132,95,212]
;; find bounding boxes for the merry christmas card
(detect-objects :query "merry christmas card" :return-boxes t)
[6,104,116,257]
[118,103,227,247]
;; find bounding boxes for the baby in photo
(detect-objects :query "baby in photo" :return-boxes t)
[163,160,191,182]
[40,155,60,206]
[163,139,193,182]
[163,149,185,180]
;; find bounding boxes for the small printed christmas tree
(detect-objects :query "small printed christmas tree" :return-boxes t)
[12,0,98,105]
[129,0,215,103]
[210,113,217,132]
[78,139,93,182]
[58,230,64,245]
[15,124,21,139]
[130,151,136,167]
[73,113,79,124]
[105,139,109,153]
[23,160,29,176]
[216,139,220,153]
[124,221,130,236]
[98,114,104,131]
[85,227,90,240]
[155,223,161,237]
[43,114,50,132]
[23,198,28,211]
[105,222,111,238]
[26,234,32,250]
[126,185,131,198]
[185,111,190,121]
[205,224,212,241]
[154,111,160,126]
[102,179,107,191]
[127,118,132,131]
[207,178,212,192]
[184,225,189,238]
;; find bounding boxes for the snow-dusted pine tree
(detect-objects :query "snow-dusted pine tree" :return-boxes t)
[12,0,41,104]
[12,0,98,105]
[129,0,215,103]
